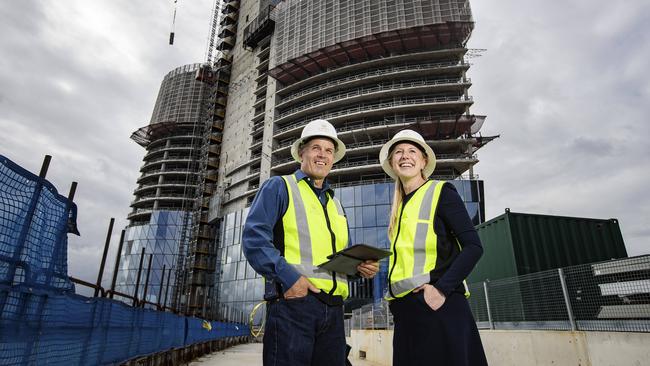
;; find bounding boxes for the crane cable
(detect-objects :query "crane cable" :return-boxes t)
[169,0,178,45]
[204,0,220,65]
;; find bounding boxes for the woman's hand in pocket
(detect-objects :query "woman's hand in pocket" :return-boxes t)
[413,284,446,311]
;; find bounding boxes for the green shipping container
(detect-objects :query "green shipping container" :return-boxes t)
[468,209,628,283]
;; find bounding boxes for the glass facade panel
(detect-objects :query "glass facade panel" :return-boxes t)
[362,185,376,206]
[375,184,390,205]
[213,208,264,322]
[362,206,376,227]
[377,204,390,227]
[115,210,190,307]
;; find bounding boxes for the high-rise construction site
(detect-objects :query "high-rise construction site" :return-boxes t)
[117,0,496,320]
[116,62,222,315]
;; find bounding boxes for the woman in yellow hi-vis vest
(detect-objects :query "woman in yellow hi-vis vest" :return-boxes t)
[379,130,488,366]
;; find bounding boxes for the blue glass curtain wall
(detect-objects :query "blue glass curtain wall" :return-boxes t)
[116,210,191,307]
[214,208,265,323]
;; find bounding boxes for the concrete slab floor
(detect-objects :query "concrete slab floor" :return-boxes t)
[189,342,384,366]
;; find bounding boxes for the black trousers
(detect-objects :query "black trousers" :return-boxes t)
[389,292,488,366]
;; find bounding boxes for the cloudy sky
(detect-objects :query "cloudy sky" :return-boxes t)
[1,1,648,285]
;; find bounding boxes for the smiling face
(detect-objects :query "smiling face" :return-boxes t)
[389,142,428,182]
[299,137,336,187]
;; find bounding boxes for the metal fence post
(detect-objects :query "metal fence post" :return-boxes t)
[483,281,494,330]
[558,268,576,331]
[385,301,389,329]
[94,218,115,297]
[109,230,126,299]
[133,247,146,306]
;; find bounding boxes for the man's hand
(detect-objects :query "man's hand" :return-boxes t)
[283,276,320,299]
[413,284,446,311]
[356,260,379,279]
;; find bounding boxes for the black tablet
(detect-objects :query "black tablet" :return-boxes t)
[317,244,391,276]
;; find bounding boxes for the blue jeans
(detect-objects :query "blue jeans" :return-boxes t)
[263,293,345,366]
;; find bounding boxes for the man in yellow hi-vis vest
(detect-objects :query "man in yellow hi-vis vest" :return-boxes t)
[243,119,379,366]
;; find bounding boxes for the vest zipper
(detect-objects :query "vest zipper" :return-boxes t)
[388,203,406,299]
[321,202,338,295]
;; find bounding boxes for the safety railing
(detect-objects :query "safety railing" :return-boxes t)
[349,256,650,334]
[278,60,466,103]
[137,168,200,181]
[277,78,467,118]
[274,96,472,134]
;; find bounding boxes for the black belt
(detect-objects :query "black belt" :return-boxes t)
[310,291,343,306]
[265,279,343,306]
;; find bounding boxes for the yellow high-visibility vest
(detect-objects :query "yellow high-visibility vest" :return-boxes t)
[386,180,469,300]
[281,174,349,298]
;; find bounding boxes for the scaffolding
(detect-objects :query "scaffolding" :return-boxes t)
[177,0,239,317]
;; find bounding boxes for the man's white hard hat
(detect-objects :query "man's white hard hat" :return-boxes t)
[379,129,436,180]
[291,119,346,163]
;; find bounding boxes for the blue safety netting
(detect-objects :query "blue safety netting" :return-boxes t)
[0,154,249,365]
[0,154,78,293]
[0,289,249,365]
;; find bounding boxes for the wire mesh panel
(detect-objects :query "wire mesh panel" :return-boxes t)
[351,301,394,331]
[564,256,650,332]
[466,282,490,328]
[485,270,572,330]
[344,317,352,337]
[350,257,650,333]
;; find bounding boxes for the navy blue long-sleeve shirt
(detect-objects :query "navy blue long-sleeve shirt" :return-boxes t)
[242,170,335,292]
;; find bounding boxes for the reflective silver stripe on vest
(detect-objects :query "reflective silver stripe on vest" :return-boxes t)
[333,197,345,216]
[285,175,334,281]
[391,272,431,297]
[412,182,437,277]
[331,198,348,285]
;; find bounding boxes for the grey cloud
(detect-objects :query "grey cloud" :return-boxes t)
[469,0,650,257]
[568,137,614,157]
[0,0,213,282]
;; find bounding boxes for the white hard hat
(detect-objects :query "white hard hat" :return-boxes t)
[379,129,436,180]
[291,119,346,163]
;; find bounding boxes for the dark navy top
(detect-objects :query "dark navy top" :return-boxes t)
[401,181,484,296]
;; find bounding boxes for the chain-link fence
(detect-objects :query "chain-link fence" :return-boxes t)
[348,256,650,333]
[351,301,394,332]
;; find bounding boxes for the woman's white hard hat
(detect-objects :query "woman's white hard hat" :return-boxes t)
[379,129,436,180]
[291,119,346,163]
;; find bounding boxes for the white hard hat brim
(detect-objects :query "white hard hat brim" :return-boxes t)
[379,135,436,180]
[291,135,346,163]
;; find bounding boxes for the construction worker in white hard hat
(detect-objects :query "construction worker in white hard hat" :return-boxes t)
[380,129,487,366]
[243,119,379,366]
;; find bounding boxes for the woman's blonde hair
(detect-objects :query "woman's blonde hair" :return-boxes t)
[388,178,405,237]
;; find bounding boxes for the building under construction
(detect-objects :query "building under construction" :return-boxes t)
[116,63,222,315]
[118,0,496,320]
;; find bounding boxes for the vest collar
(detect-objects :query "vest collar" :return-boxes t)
[293,169,335,197]
[402,179,432,205]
